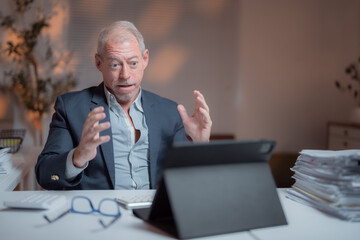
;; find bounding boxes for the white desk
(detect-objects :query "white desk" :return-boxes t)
[0,145,42,191]
[0,189,359,240]
[0,189,254,240]
[251,190,359,240]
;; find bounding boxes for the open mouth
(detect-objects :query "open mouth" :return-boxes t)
[118,84,134,89]
[119,84,133,88]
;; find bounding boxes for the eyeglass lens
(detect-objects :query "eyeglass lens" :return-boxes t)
[98,199,120,216]
[72,196,94,214]
[71,196,121,217]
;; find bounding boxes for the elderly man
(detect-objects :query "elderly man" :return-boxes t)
[35,21,212,190]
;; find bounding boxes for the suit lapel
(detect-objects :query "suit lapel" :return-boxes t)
[91,83,115,188]
[90,87,161,189]
[142,91,160,187]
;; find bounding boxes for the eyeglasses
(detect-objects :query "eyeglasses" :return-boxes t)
[44,196,121,228]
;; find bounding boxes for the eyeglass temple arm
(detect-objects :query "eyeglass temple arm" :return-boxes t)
[43,209,71,223]
[98,215,121,228]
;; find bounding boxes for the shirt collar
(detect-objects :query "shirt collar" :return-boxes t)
[134,89,144,112]
[103,85,143,113]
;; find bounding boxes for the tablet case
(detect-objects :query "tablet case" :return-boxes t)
[133,139,287,239]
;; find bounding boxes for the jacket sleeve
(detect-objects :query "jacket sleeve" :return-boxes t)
[35,95,84,190]
[173,112,189,143]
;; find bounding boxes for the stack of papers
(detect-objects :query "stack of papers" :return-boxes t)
[0,148,12,174]
[287,149,360,221]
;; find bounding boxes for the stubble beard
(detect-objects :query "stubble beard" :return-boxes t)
[114,87,139,106]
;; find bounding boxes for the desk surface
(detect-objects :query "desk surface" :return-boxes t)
[251,190,359,240]
[0,189,359,240]
[0,146,42,191]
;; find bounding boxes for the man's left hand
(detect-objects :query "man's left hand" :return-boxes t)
[177,90,212,142]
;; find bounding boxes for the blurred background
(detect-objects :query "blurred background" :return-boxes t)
[1,0,359,156]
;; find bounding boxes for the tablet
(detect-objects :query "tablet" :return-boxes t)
[134,139,287,239]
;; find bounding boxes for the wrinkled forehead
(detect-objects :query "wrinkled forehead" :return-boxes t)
[109,34,132,44]
[104,37,141,56]
[107,29,140,47]
[104,35,140,57]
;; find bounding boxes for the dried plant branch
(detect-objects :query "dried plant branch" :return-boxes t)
[0,0,77,117]
[334,57,360,106]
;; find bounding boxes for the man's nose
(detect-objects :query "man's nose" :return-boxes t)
[120,64,130,79]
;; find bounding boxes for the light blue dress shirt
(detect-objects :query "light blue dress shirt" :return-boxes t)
[65,87,150,189]
[106,88,150,189]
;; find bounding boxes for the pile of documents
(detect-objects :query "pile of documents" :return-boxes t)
[0,148,12,174]
[287,149,360,221]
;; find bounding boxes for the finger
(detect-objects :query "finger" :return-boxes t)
[87,107,105,122]
[87,106,105,122]
[193,90,201,109]
[177,104,189,122]
[88,107,106,122]
[199,107,212,125]
[83,109,107,133]
[93,135,111,146]
[88,112,106,127]
[92,106,105,113]
[194,90,203,99]
[196,96,209,112]
[82,114,104,138]
[194,90,206,102]
[194,97,210,117]
[84,121,110,144]
[194,90,209,112]
[93,121,111,136]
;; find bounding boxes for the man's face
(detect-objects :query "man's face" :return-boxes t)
[95,36,149,107]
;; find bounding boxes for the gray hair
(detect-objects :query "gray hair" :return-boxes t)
[97,21,146,56]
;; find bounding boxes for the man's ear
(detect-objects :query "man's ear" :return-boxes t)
[142,49,149,69]
[95,54,102,71]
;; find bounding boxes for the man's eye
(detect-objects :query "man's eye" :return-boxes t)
[130,61,138,67]
[111,63,120,68]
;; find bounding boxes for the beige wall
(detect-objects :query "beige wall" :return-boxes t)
[1,0,360,153]
[236,0,360,152]
[66,0,240,138]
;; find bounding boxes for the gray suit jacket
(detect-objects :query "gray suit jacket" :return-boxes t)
[35,83,188,190]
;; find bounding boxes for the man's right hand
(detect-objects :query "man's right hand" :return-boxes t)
[73,106,111,168]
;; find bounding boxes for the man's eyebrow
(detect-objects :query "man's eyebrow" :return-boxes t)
[127,55,139,61]
[107,55,139,61]
[107,56,121,61]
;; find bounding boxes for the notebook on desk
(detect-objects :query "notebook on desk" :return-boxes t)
[133,139,287,239]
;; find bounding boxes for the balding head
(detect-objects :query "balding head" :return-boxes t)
[97,21,146,57]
